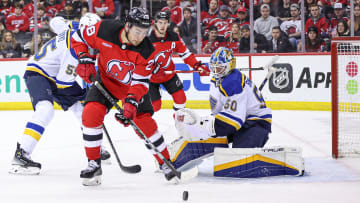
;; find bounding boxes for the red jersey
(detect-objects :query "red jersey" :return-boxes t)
[224,34,240,53]
[200,11,218,27]
[161,6,183,26]
[305,16,331,36]
[148,30,199,83]
[92,0,115,17]
[201,36,225,54]
[71,20,156,102]
[5,13,30,32]
[206,17,235,36]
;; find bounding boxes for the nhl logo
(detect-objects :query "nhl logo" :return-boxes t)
[272,68,289,90]
[269,63,293,93]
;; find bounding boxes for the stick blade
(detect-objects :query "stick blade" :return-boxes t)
[121,164,142,174]
[179,166,199,182]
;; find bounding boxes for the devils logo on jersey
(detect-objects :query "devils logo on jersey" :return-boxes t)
[286,25,297,35]
[154,49,172,70]
[106,60,135,84]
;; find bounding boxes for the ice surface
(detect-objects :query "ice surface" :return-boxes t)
[0,109,359,203]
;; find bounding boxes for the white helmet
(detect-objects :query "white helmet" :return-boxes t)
[80,13,101,27]
[49,16,68,34]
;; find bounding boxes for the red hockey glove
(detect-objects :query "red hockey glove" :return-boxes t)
[123,95,138,120]
[76,53,97,83]
[194,62,210,76]
[115,113,131,127]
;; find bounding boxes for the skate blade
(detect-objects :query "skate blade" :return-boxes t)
[101,158,111,165]
[9,165,40,175]
[82,175,101,186]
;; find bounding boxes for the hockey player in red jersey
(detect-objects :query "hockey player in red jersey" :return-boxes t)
[71,7,177,186]
[149,11,210,112]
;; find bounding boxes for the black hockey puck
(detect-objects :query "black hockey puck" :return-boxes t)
[183,191,189,201]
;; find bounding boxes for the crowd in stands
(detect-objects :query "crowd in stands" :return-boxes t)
[0,0,358,58]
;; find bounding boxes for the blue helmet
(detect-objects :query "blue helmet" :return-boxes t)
[209,47,236,78]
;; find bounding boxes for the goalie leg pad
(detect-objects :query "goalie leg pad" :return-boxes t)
[214,147,304,178]
[168,136,228,170]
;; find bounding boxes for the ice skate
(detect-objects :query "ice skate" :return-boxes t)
[100,146,111,165]
[80,159,102,186]
[9,143,41,175]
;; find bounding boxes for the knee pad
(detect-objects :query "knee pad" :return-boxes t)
[152,100,162,112]
[133,113,157,137]
[82,102,107,128]
[33,100,54,127]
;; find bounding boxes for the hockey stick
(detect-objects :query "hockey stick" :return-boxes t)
[164,67,264,74]
[102,123,142,173]
[87,77,141,174]
[258,55,280,91]
[94,81,198,182]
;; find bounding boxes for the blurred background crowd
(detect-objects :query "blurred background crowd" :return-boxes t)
[0,0,358,58]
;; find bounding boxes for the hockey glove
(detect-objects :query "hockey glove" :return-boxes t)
[194,62,210,76]
[115,113,131,127]
[123,95,138,120]
[76,53,97,83]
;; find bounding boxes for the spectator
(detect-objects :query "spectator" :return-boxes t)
[224,23,241,53]
[268,26,292,53]
[277,0,292,22]
[280,3,301,50]
[80,4,89,17]
[239,24,268,53]
[24,0,46,18]
[71,0,89,16]
[254,4,279,40]
[318,0,348,8]
[0,30,22,58]
[29,5,50,32]
[5,3,29,33]
[334,20,350,37]
[348,4,360,36]
[254,0,276,19]
[234,6,249,27]
[0,0,13,18]
[201,0,218,28]
[330,3,349,35]
[228,0,239,18]
[304,0,317,18]
[45,0,62,18]
[57,0,77,20]
[201,25,224,53]
[298,25,327,52]
[162,0,184,26]
[23,33,44,57]
[93,0,115,19]
[206,5,235,36]
[305,4,331,39]
[179,7,197,53]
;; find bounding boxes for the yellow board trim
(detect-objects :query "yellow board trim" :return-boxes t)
[2,101,360,111]
[171,138,228,162]
[214,154,298,172]
[24,129,42,141]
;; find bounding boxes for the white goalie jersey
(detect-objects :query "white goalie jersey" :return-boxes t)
[25,21,80,89]
[210,69,272,132]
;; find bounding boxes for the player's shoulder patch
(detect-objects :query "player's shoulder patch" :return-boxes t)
[97,19,122,44]
[128,37,155,60]
[219,70,245,97]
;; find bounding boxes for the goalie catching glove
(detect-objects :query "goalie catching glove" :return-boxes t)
[76,52,97,83]
[193,62,210,76]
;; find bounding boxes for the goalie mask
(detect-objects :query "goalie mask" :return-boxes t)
[209,47,236,79]
[80,13,101,27]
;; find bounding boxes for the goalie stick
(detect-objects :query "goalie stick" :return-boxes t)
[94,81,199,182]
[258,55,280,91]
[87,78,141,174]
[164,67,264,74]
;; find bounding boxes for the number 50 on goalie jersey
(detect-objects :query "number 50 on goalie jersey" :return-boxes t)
[209,69,272,136]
